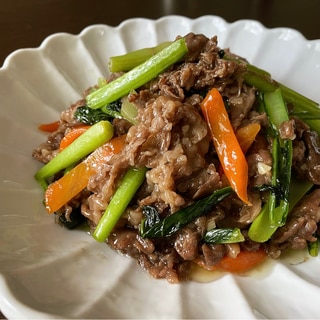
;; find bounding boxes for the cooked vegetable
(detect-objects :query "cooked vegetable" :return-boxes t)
[58,207,86,229]
[236,123,261,153]
[35,120,114,181]
[45,134,127,213]
[308,237,319,257]
[140,186,233,238]
[195,248,267,273]
[246,66,320,124]
[120,95,139,125]
[59,125,90,151]
[248,89,293,242]
[245,67,320,132]
[100,99,122,119]
[288,176,313,212]
[109,41,172,72]
[38,120,60,132]
[223,53,320,132]
[200,88,250,204]
[93,166,148,242]
[86,38,188,109]
[45,162,93,213]
[37,178,49,191]
[204,228,245,244]
[74,105,114,125]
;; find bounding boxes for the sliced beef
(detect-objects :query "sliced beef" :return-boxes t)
[201,243,226,267]
[292,118,320,185]
[174,227,200,260]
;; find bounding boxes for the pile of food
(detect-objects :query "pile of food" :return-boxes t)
[33,33,320,283]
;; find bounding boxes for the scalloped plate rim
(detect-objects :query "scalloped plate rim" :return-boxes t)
[3,15,319,69]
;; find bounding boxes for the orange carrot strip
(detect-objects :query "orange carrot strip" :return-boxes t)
[38,120,60,132]
[236,123,261,154]
[45,162,93,213]
[200,88,250,204]
[195,249,267,273]
[45,134,127,213]
[218,123,261,183]
[215,249,267,273]
[59,125,91,151]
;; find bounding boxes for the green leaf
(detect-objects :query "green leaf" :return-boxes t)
[204,228,245,244]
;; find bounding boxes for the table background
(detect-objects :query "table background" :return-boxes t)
[1,0,319,318]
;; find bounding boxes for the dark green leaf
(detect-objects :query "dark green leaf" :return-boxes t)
[74,105,113,125]
[142,206,161,229]
[58,207,86,229]
[140,187,233,239]
[204,228,245,244]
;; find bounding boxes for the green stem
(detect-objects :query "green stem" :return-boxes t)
[34,120,114,181]
[248,89,293,242]
[264,88,289,131]
[93,166,148,242]
[249,177,313,243]
[288,176,313,211]
[308,238,319,257]
[109,41,172,72]
[268,138,278,224]
[86,38,188,110]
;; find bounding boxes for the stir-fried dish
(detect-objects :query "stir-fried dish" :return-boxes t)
[33,33,320,283]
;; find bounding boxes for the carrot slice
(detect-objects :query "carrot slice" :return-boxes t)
[236,123,261,154]
[45,134,127,213]
[59,125,91,151]
[195,249,267,273]
[215,249,267,273]
[200,88,250,204]
[218,123,261,189]
[38,120,60,132]
[45,162,93,213]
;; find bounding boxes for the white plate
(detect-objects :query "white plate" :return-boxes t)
[1,15,320,319]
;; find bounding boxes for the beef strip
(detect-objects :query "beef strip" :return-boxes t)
[292,118,320,185]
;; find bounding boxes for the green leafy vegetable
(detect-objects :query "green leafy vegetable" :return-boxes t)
[34,120,114,181]
[204,228,245,244]
[58,206,86,229]
[248,89,292,242]
[222,53,320,133]
[141,206,161,229]
[75,101,122,125]
[247,72,320,133]
[74,105,114,125]
[86,38,188,109]
[140,187,233,238]
[93,166,148,242]
[100,99,122,119]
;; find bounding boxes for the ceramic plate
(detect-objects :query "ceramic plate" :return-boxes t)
[0,15,320,319]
